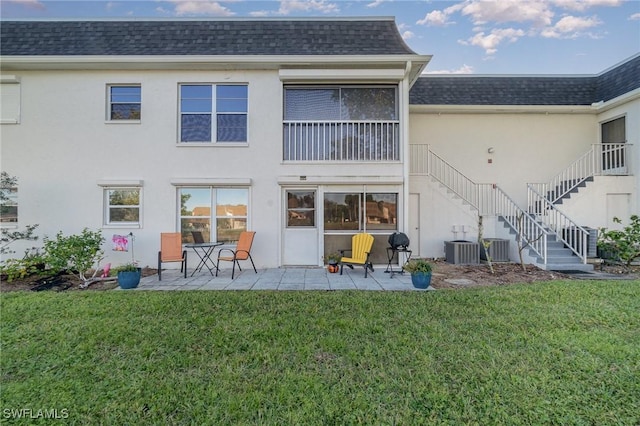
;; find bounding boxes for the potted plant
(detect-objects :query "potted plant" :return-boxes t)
[114,263,141,289]
[403,258,433,289]
[325,252,341,273]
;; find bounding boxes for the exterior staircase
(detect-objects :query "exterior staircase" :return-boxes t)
[410,143,632,271]
[498,216,592,271]
[525,143,631,270]
[408,144,614,271]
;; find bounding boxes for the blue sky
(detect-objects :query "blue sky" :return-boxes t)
[1,0,639,74]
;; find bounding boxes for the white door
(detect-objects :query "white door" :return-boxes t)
[282,189,319,266]
[409,193,420,257]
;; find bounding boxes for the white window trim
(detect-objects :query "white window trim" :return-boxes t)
[1,75,21,125]
[98,181,143,228]
[0,185,18,228]
[177,83,248,145]
[106,84,142,124]
[176,185,251,242]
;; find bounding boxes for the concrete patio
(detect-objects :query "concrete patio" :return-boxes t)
[130,266,435,291]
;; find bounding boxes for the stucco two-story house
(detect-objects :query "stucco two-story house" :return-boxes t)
[1,18,638,272]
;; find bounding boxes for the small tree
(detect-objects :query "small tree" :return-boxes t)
[0,172,39,255]
[598,215,640,269]
[44,228,106,285]
[514,212,544,272]
[477,216,494,274]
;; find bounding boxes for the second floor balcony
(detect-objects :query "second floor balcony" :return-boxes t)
[283,120,400,162]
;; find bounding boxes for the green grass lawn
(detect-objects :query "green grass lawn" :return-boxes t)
[1,280,639,425]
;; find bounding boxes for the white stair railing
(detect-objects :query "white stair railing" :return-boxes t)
[410,144,494,215]
[529,143,630,203]
[496,186,549,264]
[527,185,588,263]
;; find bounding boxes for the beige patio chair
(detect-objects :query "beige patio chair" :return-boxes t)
[158,232,187,281]
[215,231,257,279]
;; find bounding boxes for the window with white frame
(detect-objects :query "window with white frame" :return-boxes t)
[0,182,18,223]
[179,187,248,243]
[286,190,316,227]
[0,77,21,124]
[104,188,141,226]
[324,192,397,231]
[107,85,141,121]
[179,84,248,143]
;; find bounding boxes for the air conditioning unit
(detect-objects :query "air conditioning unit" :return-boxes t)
[480,238,510,262]
[444,241,479,264]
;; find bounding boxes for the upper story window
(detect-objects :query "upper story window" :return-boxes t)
[0,76,21,124]
[107,85,141,121]
[179,84,248,143]
[285,87,397,121]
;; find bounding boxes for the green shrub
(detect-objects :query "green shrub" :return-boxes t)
[402,258,433,273]
[0,248,48,282]
[44,228,105,281]
[598,215,640,268]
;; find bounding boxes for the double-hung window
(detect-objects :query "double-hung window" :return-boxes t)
[0,76,21,124]
[107,85,141,121]
[179,84,248,143]
[0,182,18,224]
[104,187,141,226]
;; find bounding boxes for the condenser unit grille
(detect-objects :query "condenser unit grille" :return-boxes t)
[480,238,510,262]
[445,241,480,264]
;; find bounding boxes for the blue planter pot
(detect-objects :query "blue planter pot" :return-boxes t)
[118,270,141,289]
[411,271,432,289]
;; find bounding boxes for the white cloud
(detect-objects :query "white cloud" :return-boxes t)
[366,0,387,8]
[249,10,270,17]
[402,30,415,40]
[460,27,525,55]
[551,0,623,12]
[630,13,640,21]
[166,1,235,16]
[417,0,623,58]
[540,15,603,38]
[416,3,462,26]
[5,0,45,10]
[277,0,339,15]
[417,10,452,26]
[424,64,475,74]
[460,0,554,27]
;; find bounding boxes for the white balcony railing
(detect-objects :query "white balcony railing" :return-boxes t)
[283,121,400,162]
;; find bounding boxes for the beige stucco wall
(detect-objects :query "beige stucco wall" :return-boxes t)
[409,111,597,202]
[596,95,640,217]
[408,109,598,258]
[1,69,408,268]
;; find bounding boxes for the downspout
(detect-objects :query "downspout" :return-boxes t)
[402,61,412,241]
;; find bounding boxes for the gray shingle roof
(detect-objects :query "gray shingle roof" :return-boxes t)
[0,19,416,56]
[410,54,640,106]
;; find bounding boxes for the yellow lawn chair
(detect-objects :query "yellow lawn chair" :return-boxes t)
[339,233,375,278]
